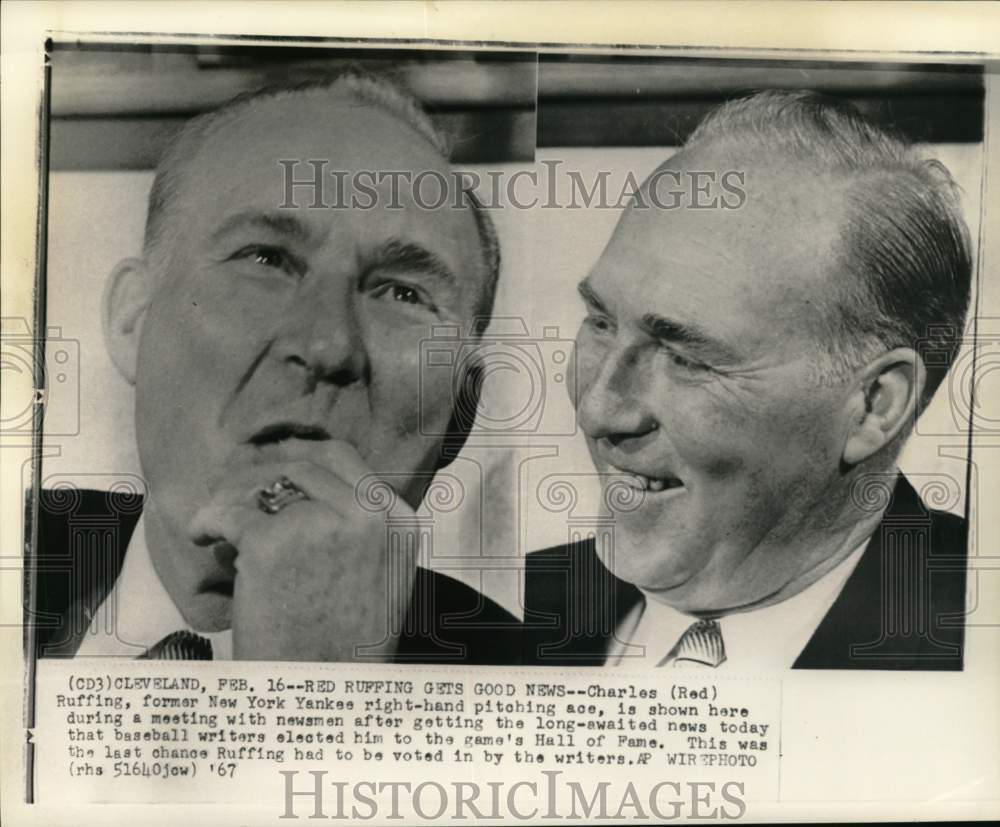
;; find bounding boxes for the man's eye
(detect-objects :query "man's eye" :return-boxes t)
[391,284,422,304]
[373,282,436,311]
[251,248,284,268]
[584,313,613,333]
[665,347,708,372]
[230,245,298,274]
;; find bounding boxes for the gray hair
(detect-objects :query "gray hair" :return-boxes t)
[686,90,972,409]
[143,69,500,328]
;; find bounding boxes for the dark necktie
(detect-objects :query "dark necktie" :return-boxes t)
[660,618,727,667]
[138,630,214,660]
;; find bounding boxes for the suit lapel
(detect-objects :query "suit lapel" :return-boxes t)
[33,489,141,657]
[794,474,966,670]
[524,539,641,665]
[791,516,887,669]
[394,568,522,664]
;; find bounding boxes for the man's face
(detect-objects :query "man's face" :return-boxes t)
[572,155,858,612]
[130,92,487,627]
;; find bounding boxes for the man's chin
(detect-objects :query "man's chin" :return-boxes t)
[181,587,233,633]
[596,530,696,593]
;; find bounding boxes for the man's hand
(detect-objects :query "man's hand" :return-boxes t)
[188,440,419,661]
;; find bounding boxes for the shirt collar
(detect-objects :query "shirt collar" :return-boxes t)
[74,515,233,659]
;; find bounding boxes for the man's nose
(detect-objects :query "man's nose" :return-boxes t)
[577,345,658,443]
[273,285,367,388]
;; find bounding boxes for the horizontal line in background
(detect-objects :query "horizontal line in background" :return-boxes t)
[50,60,539,117]
[49,54,983,118]
[49,109,537,170]
[49,89,983,172]
[537,93,985,146]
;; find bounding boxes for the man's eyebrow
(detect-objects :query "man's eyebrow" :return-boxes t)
[210,210,313,244]
[362,239,456,287]
[577,278,609,313]
[579,277,737,362]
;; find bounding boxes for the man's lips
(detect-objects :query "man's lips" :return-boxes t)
[247,421,332,446]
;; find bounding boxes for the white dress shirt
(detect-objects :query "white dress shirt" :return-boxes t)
[75,516,233,660]
[605,537,870,670]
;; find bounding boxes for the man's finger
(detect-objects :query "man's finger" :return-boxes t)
[208,459,380,516]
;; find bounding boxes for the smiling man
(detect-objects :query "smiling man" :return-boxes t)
[524,90,972,671]
[36,71,519,662]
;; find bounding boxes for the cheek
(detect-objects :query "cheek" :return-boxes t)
[668,415,749,483]
[667,383,839,486]
[146,270,265,353]
[140,296,247,398]
[654,382,777,482]
[134,282,273,446]
[367,329,441,434]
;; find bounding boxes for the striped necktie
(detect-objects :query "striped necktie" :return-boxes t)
[138,630,213,660]
[660,619,726,668]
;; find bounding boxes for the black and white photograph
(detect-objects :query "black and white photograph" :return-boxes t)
[31,44,982,669]
[3,2,998,824]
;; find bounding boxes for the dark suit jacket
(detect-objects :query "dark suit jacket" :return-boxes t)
[29,489,521,664]
[522,475,968,670]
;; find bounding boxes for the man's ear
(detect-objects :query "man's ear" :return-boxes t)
[842,347,926,466]
[102,257,154,385]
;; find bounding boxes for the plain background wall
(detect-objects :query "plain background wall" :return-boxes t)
[42,143,984,615]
